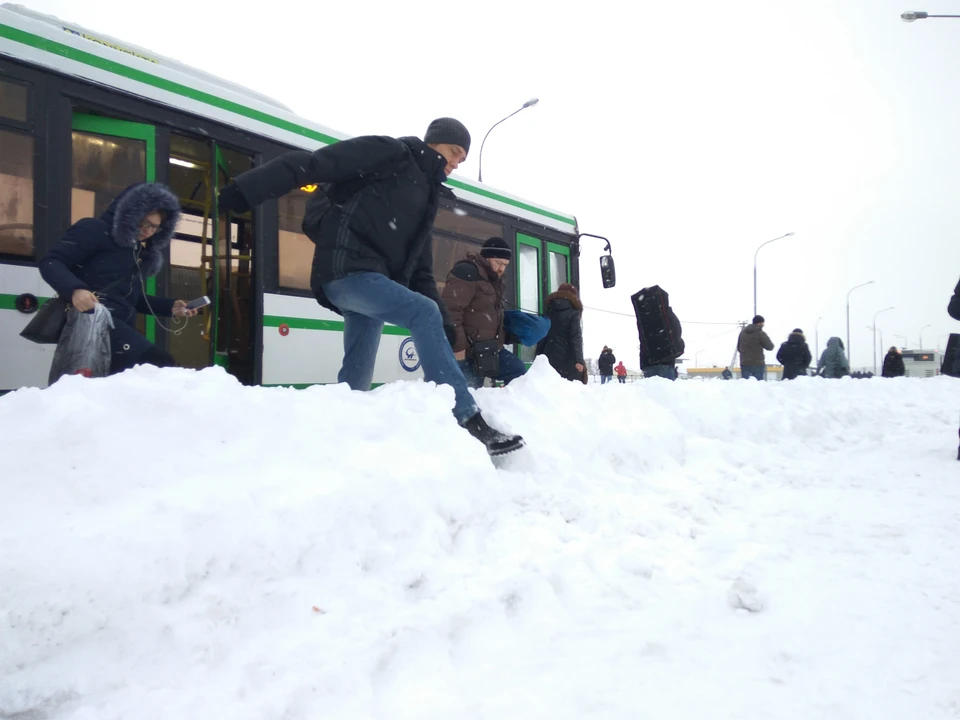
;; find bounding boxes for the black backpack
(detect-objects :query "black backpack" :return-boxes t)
[631,285,685,366]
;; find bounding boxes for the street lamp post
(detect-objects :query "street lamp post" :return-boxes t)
[919,324,932,348]
[477,98,539,183]
[753,232,795,318]
[872,307,894,375]
[846,281,875,368]
[901,11,960,21]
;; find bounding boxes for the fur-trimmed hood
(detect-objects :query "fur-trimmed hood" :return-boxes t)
[100,183,181,277]
[545,288,582,311]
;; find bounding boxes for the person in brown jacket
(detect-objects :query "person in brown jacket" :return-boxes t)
[737,314,775,380]
[441,237,527,388]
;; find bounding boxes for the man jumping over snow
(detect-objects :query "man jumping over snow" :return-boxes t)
[217,118,523,456]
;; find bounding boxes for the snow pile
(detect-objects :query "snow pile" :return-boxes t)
[2,360,960,720]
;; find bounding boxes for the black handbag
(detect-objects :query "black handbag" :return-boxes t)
[471,339,500,377]
[20,277,127,345]
[19,296,69,344]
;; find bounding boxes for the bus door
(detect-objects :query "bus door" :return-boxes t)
[166,136,255,384]
[71,114,160,343]
[516,233,543,364]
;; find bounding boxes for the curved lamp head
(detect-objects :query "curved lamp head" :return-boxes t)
[523,98,540,108]
[901,11,928,21]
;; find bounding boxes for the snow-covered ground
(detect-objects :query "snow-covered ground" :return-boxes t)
[2,361,960,720]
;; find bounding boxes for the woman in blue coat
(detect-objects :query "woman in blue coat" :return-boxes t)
[39,183,197,375]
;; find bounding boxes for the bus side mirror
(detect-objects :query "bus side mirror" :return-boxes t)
[600,254,616,289]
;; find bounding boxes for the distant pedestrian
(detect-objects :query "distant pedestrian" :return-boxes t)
[721,367,733,380]
[598,346,616,384]
[817,337,850,378]
[615,361,627,383]
[776,328,813,380]
[881,347,905,378]
[737,315,774,380]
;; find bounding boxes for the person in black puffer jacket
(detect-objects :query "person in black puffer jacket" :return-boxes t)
[216,118,522,456]
[39,182,197,375]
[537,283,585,383]
[776,328,813,380]
[881,347,905,378]
[598,346,616,383]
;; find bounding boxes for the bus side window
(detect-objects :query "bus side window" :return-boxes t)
[547,248,569,293]
[0,79,34,258]
[277,188,313,291]
[432,233,481,295]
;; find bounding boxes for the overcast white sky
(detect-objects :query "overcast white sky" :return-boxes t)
[21,0,960,371]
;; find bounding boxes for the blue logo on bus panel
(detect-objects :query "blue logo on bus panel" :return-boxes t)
[399,337,421,372]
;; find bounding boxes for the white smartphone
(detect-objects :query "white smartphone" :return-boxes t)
[185,295,211,310]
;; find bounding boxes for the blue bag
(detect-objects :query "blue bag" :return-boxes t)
[504,310,551,346]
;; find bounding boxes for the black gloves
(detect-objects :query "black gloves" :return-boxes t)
[217,184,250,215]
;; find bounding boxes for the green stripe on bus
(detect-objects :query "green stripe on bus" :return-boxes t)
[0,25,340,147]
[0,293,52,310]
[0,24,576,228]
[446,179,576,226]
[263,315,411,336]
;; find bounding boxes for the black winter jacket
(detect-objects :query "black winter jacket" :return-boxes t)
[536,290,584,381]
[598,349,616,375]
[776,332,813,380]
[882,351,906,378]
[231,134,451,321]
[39,183,180,327]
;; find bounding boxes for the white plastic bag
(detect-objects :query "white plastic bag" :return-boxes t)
[48,304,114,384]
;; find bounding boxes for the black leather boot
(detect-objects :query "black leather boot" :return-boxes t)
[461,412,525,456]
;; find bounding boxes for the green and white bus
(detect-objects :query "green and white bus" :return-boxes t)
[0,4,614,392]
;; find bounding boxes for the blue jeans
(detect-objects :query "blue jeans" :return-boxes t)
[741,365,766,381]
[458,348,527,390]
[601,374,612,384]
[322,272,479,423]
[643,365,676,380]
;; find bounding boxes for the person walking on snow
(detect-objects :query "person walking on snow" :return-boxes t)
[615,361,627,383]
[738,315,774,380]
[776,328,813,380]
[881,347,905,378]
[441,237,526,389]
[817,337,850,378]
[598,346,616,384]
[536,283,586,383]
[216,118,522,456]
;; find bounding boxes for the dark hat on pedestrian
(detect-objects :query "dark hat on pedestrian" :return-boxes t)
[480,236,512,260]
[753,315,765,324]
[793,328,803,334]
[424,117,471,155]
